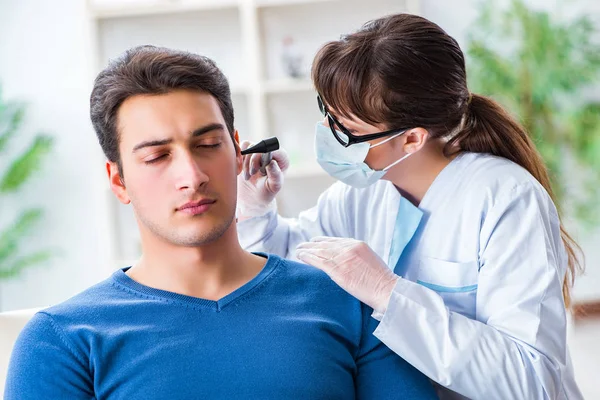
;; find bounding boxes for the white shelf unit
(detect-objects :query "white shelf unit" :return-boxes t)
[87,0,420,264]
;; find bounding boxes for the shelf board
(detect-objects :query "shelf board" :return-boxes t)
[263,78,314,94]
[255,0,338,8]
[573,300,600,322]
[89,0,239,19]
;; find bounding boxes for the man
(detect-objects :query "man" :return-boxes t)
[4,46,436,399]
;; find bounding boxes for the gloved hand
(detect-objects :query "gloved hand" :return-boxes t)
[296,237,399,314]
[237,140,290,220]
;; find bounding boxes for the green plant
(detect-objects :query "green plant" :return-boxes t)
[466,0,600,226]
[0,87,54,279]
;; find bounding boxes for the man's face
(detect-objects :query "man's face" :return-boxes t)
[107,89,242,247]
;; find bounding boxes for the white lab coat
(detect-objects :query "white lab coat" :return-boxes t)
[238,152,582,400]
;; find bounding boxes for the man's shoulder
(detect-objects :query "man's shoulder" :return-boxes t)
[275,255,338,287]
[6,277,124,398]
[35,272,125,328]
[269,255,359,307]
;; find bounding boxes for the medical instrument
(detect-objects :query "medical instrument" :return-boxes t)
[241,137,280,176]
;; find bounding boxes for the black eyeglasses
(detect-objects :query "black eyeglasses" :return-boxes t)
[317,94,409,147]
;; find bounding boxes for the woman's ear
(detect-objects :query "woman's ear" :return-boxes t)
[403,127,429,154]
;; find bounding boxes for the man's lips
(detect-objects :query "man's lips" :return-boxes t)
[177,199,216,215]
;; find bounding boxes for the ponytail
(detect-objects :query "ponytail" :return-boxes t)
[446,93,583,308]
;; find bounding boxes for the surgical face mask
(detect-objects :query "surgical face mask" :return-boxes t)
[314,122,412,188]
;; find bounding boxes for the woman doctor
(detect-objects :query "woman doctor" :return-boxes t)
[237,13,583,400]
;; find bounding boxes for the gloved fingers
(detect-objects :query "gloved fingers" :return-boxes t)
[248,153,263,177]
[309,236,356,244]
[296,242,343,252]
[295,244,341,262]
[296,249,330,267]
[298,238,399,313]
[297,237,357,252]
[240,140,252,151]
[244,146,290,178]
[270,148,290,173]
[265,160,284,194]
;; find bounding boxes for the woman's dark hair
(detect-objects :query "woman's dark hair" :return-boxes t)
[312,13,582,306]
[90,45,234,177]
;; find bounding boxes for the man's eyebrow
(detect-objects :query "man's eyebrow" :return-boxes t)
[131,123,226,153]
[132,138,173,153]
[191,123,225,137]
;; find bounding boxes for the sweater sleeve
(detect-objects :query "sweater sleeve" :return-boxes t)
[4,312,94,400]
[354,305,437,399]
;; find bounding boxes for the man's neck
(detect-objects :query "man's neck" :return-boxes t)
[126,223,266,301]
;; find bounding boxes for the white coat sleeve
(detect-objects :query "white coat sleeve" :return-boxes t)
[237,182,351,260]
[373,182,581,400]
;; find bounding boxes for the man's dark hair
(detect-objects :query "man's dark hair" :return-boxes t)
[90,45,234,175]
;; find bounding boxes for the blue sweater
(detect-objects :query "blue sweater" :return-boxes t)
[5,254,436,399]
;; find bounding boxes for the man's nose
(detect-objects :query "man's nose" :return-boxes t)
[174,152,209,191]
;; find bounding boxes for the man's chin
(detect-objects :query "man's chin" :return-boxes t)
[168,219,234,247]
[139,210,236,248]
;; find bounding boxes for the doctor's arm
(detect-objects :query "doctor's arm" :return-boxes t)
[372,182,578,399]
[4,312,94,399]
[237,181,350,259]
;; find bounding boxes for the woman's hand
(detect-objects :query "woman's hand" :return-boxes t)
[296,237,399,314]
[237,141,290,220]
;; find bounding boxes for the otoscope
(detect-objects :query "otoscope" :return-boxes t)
[240,137,280,176]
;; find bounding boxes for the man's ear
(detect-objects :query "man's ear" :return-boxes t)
[106,161,131,205]
[233,130,243,175]
[403,127,429,154]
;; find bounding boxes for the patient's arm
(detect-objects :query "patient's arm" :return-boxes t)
[4,312,93,399]
[355,305,437,399]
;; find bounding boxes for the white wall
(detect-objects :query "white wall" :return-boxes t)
[0,0,113,311]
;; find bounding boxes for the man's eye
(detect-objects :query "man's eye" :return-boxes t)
[144,154,168,164]
[196,143,222,149]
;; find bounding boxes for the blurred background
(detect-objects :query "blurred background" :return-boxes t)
[0,0,599,396]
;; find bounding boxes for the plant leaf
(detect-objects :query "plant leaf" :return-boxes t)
[0,102,25,153]
[0,250,53,279]
[0,134,53,192]
[466,0,600,225]
[0,209,43,265]
[569,103,600,169]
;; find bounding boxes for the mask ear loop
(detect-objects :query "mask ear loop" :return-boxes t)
[383,152,413,172]
[369,130,406,149]
[368,129,412,171]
